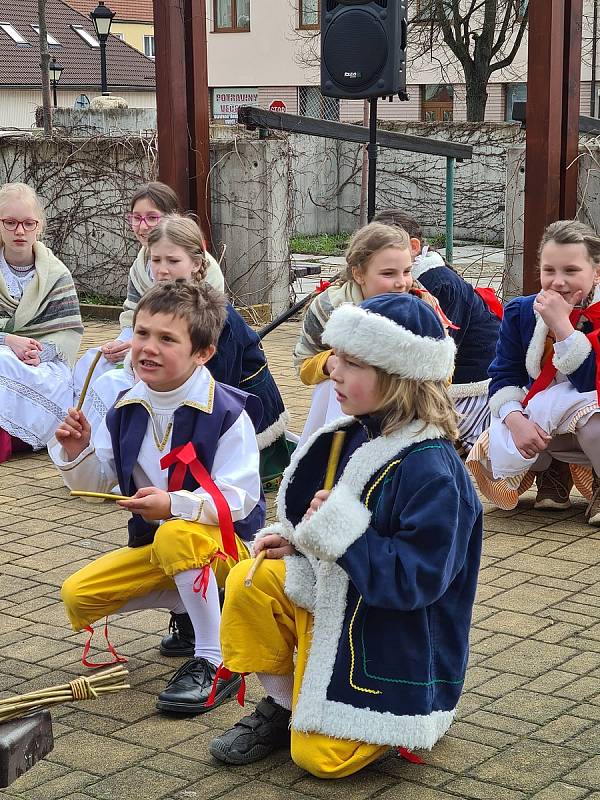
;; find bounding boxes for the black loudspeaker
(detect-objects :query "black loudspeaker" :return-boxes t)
[321,0,408,100]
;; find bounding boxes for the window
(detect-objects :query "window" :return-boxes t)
[505,82,526,121]
[515,0,528,21]
[421,84,453,121]
[299,87,339,120]
[214,0,250,32]
[113,31,125,40]
[143,34,155,57]
[0,23,29,45]
[299,0,319,29]
[71,25,100,47]
[31,26,61,46]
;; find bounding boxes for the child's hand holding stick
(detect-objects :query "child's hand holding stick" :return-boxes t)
[244,429,346,587]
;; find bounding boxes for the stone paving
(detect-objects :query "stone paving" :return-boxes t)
[0,318,599,800]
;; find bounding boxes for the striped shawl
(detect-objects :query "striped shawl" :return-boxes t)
[0,242,83,366]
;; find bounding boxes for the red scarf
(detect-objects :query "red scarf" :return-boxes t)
[523,304,600,406]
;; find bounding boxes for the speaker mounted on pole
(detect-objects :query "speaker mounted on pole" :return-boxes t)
[320,0,408,101]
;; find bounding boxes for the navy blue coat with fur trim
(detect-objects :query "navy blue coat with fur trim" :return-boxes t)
[488,294,600,405]
[209,305,287,447]
[415,260,500,385]
[270,418,483,748]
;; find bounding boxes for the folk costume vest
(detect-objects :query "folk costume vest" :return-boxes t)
[106,380,265,548]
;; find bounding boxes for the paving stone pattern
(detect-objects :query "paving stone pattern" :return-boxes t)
[0,319,598,799]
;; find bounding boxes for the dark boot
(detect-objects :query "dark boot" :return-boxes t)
[585,471,600,525]
[209,696,291,765]
[159,612,195,657]
[534,458,573,510]
[156,657,241,714]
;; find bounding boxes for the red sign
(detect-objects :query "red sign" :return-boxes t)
[269,100,287,113]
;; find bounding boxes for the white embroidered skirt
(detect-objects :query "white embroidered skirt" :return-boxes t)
[0,347,74,449]
[467,381,597,508]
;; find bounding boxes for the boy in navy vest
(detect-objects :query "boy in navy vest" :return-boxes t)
[50,280,264,713]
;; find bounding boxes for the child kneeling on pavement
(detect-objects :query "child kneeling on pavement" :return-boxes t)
[209,293,483,778]
[50,280,264,712]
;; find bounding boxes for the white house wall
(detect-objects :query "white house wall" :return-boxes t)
[0,90,156,130]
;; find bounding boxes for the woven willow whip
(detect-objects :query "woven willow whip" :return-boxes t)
[0,666,129,723]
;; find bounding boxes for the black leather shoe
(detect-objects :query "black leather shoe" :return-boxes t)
[156,657,241,714]
[209,696,291,764]
[159,612,195,657]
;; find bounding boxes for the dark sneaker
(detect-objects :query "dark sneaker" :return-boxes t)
[160,612,195,657]
[586,472,600,525]
[156,657,241,714]
[209,696,291,765]
[534,458,573,510]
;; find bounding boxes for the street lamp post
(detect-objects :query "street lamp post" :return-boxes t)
[90,1,115,96]
[48,57,64,108]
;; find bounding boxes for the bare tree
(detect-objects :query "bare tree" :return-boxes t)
[294,1,529,122]
[411,1,529,121]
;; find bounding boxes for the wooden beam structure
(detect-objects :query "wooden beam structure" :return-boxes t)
[523,0,583,295]
[238,106,473,160]
[152,0,212,248]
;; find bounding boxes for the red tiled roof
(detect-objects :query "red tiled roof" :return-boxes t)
[65,0,153,24]
[0,0,155,89]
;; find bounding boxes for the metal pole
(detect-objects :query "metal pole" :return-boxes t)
[592,0,598,116]
[367,97,378,222]
[52,79,57,108]
[445,157,455,264]
[100,37,108,95]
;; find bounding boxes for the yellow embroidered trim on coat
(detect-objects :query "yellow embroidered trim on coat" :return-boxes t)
[152,421,173,452]
[348,597,382,696]
[239,362,267,385]
[348,458,402,694]
[115,376,215,415]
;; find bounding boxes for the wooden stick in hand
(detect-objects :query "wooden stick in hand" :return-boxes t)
[76,350,102,411]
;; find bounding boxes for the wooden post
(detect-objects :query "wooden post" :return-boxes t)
[152,0,211,248]
[523,0,583,295]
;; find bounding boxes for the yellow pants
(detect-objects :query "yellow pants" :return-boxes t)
[221,559,388,779]
[61,520,249,631]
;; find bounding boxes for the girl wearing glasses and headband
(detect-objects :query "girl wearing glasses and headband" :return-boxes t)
[73,181,225,399]
[0,182,83,462]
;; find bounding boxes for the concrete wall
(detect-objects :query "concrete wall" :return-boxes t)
[504,143,600,299]
[290,122,525,242]
[0,131,290,315]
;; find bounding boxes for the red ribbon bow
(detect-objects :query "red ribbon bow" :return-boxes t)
[315,279,331,294]
[160,442,239,563]
[204,664,246,707]
[81,618,128,669]
[193,551,228,599]
[523,304,600,406]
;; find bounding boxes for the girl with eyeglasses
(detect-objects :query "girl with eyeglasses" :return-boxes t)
[73,181,225,400]
[0,182,83,462]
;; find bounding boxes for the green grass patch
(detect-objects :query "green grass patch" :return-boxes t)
[79,292,122,306]
[291,233,350,256]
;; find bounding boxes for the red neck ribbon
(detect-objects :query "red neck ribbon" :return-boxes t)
[523,304,600,407]
[160,442,238,563]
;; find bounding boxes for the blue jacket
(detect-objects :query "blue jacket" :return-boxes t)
[263,416,483,749]
[488,294,600,415]
[416,259,500,384]
[209,304,287,447]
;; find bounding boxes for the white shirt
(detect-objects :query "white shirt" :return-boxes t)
[49,366,261,524]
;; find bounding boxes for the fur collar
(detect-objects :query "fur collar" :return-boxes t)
[525,284,600,379]
[277,417,446,537]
